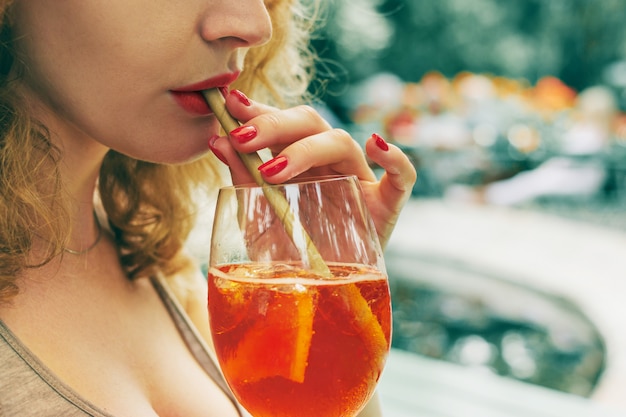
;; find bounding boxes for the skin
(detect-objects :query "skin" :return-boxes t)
[1,0,417,416]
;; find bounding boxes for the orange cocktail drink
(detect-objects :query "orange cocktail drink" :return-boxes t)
[208,262,391,417]
[209,175,391,416]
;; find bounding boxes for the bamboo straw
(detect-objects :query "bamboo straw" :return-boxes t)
[202,89,331,278]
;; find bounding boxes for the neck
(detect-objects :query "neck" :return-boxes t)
[63,210,103,255]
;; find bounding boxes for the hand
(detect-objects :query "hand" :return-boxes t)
[208,89,417,248]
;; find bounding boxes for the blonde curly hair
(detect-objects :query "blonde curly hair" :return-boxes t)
[0,0,320,303]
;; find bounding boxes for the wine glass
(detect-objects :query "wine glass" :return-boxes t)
[207,175,391,417]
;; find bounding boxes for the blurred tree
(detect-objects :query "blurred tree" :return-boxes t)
[310,0,626,118]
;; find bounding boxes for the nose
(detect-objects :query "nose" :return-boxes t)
[199,0,272,48]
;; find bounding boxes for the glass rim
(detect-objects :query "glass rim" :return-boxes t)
[218,174,359,191]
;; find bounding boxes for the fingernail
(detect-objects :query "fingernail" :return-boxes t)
[231,89,251,106]
[230,125,257,143]
[373,133,389,151]
[208,135,228,164]
[258,156,288,177]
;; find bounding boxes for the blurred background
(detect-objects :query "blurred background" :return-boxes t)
[305,0,626,414]
[310,0,626,214]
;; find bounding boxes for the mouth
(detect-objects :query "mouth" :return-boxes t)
[170,72,240,115]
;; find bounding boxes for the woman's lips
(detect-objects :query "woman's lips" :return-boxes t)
[170,72,240,116]
[171,91,212,115]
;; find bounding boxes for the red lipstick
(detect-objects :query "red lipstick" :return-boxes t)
[171,72,239,115]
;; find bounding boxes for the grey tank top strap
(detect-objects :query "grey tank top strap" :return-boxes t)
[0,320,115,417]
[150,274,244,416]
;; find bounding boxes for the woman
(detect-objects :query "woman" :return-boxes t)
[0,0,416,416]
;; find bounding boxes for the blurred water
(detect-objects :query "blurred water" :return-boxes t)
[389,263,606,397]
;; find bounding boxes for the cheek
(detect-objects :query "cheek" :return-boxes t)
[14,4,165,110]
[11,1,217,166]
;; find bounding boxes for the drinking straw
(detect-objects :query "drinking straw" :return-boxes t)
[202,89,331,278]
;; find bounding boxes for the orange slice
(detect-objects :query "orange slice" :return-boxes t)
[224,286,316,384]
[343,283,388,369]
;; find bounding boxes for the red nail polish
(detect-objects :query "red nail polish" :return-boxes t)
[208,135,228,164]
[230,125,257,143]
[373,133,389,151]
[258,156,288,177]
[231,89,251,106]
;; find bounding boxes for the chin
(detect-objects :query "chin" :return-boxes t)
[148,147,213,165]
